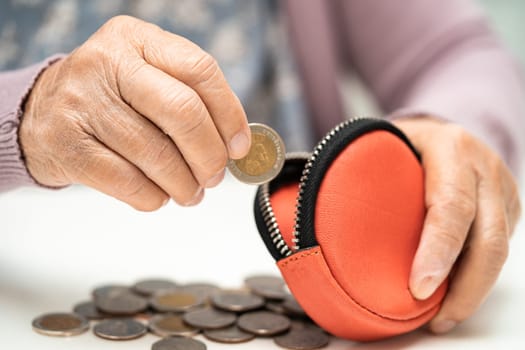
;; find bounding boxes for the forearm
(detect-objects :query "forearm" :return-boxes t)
[396,43,525,177]
[337,0,525,176]
[0,55,63,192]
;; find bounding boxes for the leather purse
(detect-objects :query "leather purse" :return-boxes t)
[253,118,448,341]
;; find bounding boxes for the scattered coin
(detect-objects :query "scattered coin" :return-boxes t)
[211,290,265,312]
[150,291,205,313]
[95,291,148,315]
[32,312,89,337]
[183,307,236,329]
[274,327,330,349]
[133,278,178,296]
[73,301,107,320]
[203,325,255,344]
[149,314,200,337]
[178,282,221,300]
[227,123,286,185]
[92,285,130,299]
[245,275,288,300]
[152,336,207,350]
[93,318,147,340]
[33,277,332,347]
[266,301,287,315]
[238,311,291,336]
[282,295,307,318]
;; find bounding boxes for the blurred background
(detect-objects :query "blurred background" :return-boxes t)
[480,0,525,63]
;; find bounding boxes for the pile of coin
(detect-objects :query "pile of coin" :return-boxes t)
[32,275,330,349]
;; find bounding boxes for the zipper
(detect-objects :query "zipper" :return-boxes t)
[255,117,419,259]
[254,153,309,260]
[292,117,369,250]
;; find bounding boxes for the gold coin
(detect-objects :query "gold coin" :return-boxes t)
[228,123,285,185]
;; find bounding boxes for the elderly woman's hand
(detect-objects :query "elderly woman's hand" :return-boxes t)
[394,116,521,334]
[20,16,250,210]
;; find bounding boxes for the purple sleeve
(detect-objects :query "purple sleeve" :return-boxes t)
[0,56,63,192]
[337,0,525,176]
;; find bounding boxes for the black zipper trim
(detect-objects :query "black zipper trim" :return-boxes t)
[253,154,309,261]
[293,118,420,250]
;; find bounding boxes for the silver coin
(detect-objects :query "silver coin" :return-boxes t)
[133,278,178,296]
[150,291,205,313]
[93,318,147,340]
[211,291,265,312]
[183,307,236,329]
[227,123,286,185]
[245,275,288,300]
[73,301,107,320]
[203,325,255,344]
[282,296,307,318]
[177,282,221,300]
[92,284,131,299]
[274,328,330,349]
[95,291,148,316]
[148,313,200,337]
[32,312,89,337]
[152,336,207,350]
[266,301,287,315]
[237,311,291,336]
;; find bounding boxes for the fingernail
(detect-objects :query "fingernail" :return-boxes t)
[229,131,250,159]
[432,320,457,334]
[413,275,441,300]
[205,170,225,188]
[184,187,204,206]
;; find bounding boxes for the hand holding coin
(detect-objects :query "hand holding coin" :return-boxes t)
[228,123,286,185]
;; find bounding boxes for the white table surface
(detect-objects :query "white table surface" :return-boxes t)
[1,175,524,349]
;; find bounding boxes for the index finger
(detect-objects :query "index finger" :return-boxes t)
[130,19,251,159]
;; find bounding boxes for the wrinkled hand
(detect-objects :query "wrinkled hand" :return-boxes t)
[394,116,521,334]
[20,16,250,210]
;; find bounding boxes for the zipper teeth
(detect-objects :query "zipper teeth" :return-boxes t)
[258,183,292,257]
[292,117,368,250]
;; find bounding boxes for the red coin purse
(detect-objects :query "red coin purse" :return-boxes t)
[253,118,448,341]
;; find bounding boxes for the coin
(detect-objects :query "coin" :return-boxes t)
[73,301,108,320]
[152,336,207,350]
[150,291,205,313]
[149,314,200,337]
[274,328,330,349]
[282,295,307,318]
[227,123,285,185]
[245,275,288,300]
[92,284,130,299]
[177,282,221,300]
[237,311,291,336]
[203,325,255,344]
[32,312,89,337]
[93,318,147,340]
[95,291,148,315]
[183,307,236,329]
[211,290,265,312]
[133,278,178,296]
[266,301,287,315]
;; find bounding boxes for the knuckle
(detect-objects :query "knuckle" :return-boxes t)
[147,140,183,177]
[117,172,147,199]
[165,89,207,135]
[188,51,220,85]
[430,227,465,254]
[102,15,139,32]
[480,231,509,269]
[197,149,228,177]
[438,184,477,221]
